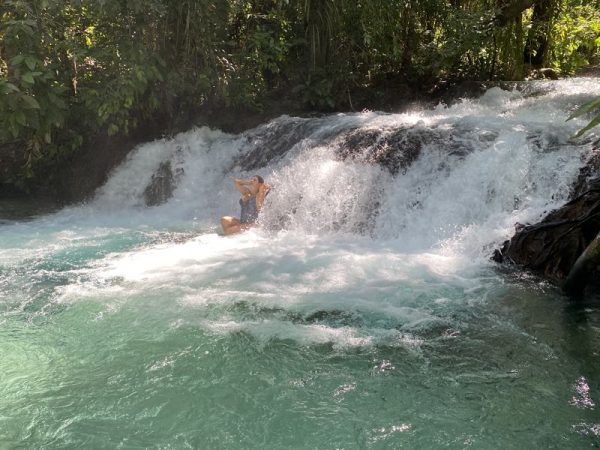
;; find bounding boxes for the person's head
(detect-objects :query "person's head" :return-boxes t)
[249,175,264,194]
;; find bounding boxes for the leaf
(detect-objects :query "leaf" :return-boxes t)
[9,120,20,139]
[10,55,25,66]
[19,24,35,36]
[15,111,27,126]
[24,56,37,71]
[48,92,66,109]
[574,114,600,138]
[21,73,35,84]
[0,82,20,93]
[21,95,41,109]
[108,124,119,135]
[567,97,600,121]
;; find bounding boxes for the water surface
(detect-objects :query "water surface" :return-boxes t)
[1,78,600,449]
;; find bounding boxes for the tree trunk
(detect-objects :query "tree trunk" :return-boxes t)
[523,0,555,68]
[401,7,416,72]
[304,0,337,71]
[494,0,535,26]
[512,16,525,79]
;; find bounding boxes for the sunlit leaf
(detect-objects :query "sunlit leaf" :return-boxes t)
[567,98,600,121]
[574,115,600,138]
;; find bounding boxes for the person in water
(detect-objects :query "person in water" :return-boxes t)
[220,175,270,235]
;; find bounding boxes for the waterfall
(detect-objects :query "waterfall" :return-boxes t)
[3,77,600,449]
[88,78,598,257]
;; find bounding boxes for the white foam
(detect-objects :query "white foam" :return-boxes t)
[5,78,599,346]
[203,318,423,349]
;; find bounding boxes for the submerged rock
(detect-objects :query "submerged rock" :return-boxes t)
[494,148,600,296]
[336,123,492,175]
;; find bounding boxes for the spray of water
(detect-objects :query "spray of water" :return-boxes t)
[3,79,600,450]
[2,78,599,345]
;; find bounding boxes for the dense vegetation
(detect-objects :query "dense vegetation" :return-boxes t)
[1,0,599,188]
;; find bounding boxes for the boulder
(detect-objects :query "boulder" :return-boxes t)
[231,117,325,171]
[563,231,600,296]
[494,148,600,296]
[336,126,430,175]
[143,161,183,206]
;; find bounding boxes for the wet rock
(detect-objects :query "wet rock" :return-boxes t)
[232,117,325,171]
[336,126,429,175]
[435,80,490,106]
[494,148,600,295]
[563,231,600,296]
[335,123,487,175]
[143,161,183,206]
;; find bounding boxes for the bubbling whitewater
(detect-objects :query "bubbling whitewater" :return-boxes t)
[1,78,600,448]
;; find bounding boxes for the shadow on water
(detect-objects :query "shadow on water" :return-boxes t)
[0,198,59,223]
[562,295,600,375]
[561,297,600,445]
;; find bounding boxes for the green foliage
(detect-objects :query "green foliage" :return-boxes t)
[1,0,599,188]
[0,1,69,177]
[552,3,600,74]
[293,70,335,110]
[568,97,600,137]
[222,2,294,109]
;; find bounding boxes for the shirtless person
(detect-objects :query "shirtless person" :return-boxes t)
[220,175,270,235]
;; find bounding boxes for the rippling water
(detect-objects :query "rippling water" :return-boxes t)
[1,79,600,448]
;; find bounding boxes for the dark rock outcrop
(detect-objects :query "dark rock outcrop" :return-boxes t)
[336,127,425,175]
[494,148,600,295]
[336,123,493,175]
[143,161,184,206]
[231,116,327,171]
[563,231,600,296]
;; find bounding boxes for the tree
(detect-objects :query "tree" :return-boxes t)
[1,0,598,189]
[523,0,557,68]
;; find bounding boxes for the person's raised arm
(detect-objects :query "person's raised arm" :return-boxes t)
[234,178,251,197]
[256,183,271,211]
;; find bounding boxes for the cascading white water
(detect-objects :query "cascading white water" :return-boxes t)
[2,78,600,449]
[41,76,595,338]
[89,79,595,251]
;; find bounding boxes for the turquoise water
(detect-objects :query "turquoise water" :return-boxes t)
[2,79,600,448]
[1,222,599,449]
